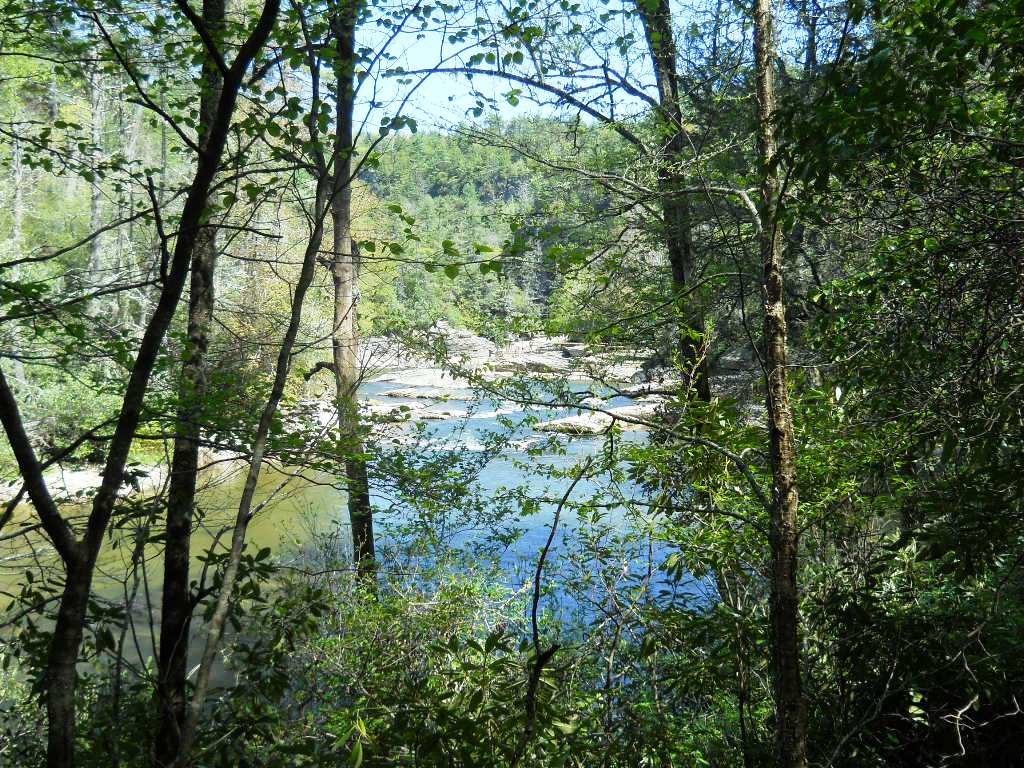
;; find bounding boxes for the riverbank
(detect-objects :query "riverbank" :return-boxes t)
[0,447,248,507]
[2,324,760,507]
[358,323,655,389]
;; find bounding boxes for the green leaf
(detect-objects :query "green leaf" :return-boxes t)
[552,720,577,735]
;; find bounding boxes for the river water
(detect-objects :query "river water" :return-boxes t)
[1,378,688,658]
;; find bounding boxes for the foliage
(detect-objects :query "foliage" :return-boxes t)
[2,0,1023,765]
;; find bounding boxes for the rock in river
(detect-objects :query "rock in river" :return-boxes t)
[535,403,659,435]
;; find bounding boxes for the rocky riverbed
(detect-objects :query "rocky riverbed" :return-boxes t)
[360,321,656,388]
[3,322,763,506]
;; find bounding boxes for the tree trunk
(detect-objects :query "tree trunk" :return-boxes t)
[87,63,104,311]
[752,0,808,766]
[638,0,712,402]
[45,557,89,766]
[155,0,225,760]
[330,0,375,577]
[114,101,143,326]
[663,191,712,401]
[5,133,27,382]
[10,134,24,256]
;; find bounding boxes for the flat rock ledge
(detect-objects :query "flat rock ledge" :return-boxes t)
[363,326,652,387]
[380,387,474,400]
[303,398,464,425]
[362,401,463,422]
[536,403,659,435]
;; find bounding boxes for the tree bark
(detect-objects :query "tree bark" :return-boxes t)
[114,101,143,326]
[330,0,375,577]
[44,559,90,768]
[155,0,226,761]
[752,0,808,766]
[637,0,712,402]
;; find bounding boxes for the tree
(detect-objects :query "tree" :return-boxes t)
[329,0,375,577]
[752,0,807,764]
[155,0,227,760]
[635,0,712,401]
[0,0,280,762]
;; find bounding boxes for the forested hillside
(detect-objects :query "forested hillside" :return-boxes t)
[1,0,1022,766]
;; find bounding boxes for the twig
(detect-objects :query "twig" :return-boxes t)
[511,456,593,767]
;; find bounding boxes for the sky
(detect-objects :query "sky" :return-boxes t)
[326,0,820,140]
[348,0,656,137]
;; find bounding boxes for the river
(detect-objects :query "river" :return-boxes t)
[1,377,683,660]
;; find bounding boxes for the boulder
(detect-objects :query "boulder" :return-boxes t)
[535,414,610,435]
[714,346,757,372]
[630,365,675,385]
[431,320,497,366]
